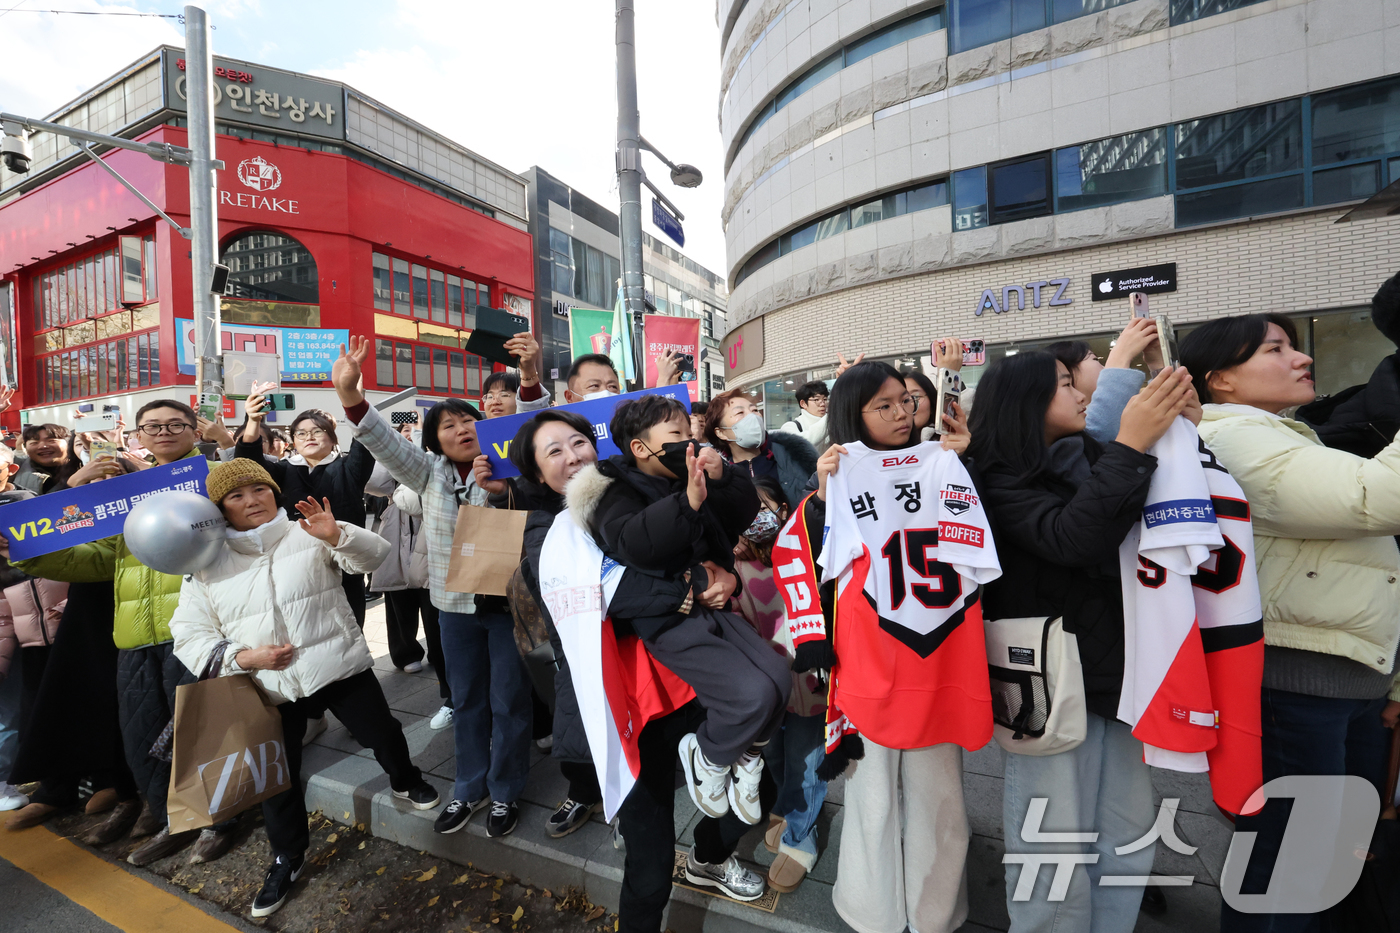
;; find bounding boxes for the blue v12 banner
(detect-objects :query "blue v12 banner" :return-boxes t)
[473,385,690,481]
[0,458,210,561]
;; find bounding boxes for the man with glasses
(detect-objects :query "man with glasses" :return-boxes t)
[778,381,830,452]
[8,400,240,867]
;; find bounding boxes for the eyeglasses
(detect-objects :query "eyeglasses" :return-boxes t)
[862,395,919,421]
[293,429,329,440]
[481,390,512,402]
[137,422,193,437]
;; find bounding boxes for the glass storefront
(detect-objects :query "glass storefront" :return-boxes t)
[750,306,1391,428]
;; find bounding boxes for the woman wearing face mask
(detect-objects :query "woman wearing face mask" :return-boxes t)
[730,475,830,895]
[705,389,817,510]
[239,395,377,627]
[967,355,1191,933]
[329,337,532,841]
[1182,315,1400,933]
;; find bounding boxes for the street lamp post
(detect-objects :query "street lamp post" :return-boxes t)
[185,4,224,418]
[614,0,703,384]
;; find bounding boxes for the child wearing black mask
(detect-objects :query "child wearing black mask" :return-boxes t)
[566,394,791,827]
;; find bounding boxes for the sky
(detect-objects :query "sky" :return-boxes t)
[0,0,730,279]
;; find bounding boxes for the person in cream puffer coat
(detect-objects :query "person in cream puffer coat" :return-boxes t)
[1184,313,1400,933]
[167,458,440,919]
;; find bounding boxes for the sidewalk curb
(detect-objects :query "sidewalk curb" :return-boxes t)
[301,746,852,933]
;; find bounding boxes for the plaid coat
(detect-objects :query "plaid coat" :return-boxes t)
[350,405,486,614]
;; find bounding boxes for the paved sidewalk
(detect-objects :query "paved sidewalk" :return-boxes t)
[304,602,1228,933]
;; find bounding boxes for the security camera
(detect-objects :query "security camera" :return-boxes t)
[1,122,31,174]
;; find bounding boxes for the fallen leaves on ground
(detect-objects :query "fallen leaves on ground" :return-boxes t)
[584,906,606,922]
[418,865,439,882]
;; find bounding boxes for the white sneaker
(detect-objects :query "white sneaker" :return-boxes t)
[302,715,328,747]
[0,783,27,811]
[535,735,553,750]
[402,661,425,674]
[678,733,730,818]
[728,752,764,825]
[429,705,454,730]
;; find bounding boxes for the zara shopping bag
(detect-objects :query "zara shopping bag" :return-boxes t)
[166,644,291,831]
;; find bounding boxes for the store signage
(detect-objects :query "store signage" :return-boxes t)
[975,278,1072,316]
[162,49,346,142]
[175,320,348,382]
[217,156,301,214]
[722,318,764,377]
[643,314,701,401]
[1091,263,1177,301]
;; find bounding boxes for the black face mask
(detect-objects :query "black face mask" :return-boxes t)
[646,438,699,481]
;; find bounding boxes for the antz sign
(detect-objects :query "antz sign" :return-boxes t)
[974,278,1072,316]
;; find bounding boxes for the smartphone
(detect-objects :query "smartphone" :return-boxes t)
[1156,315,1180,369]
[265,393,296,411]
[73,406,119,433]
[962,339,986,366]
[1131,292,1150,318]
[932,368,963,436]
[89,438,119,462]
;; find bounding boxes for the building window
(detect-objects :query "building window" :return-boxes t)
[430,269,447,324]
[549,227,573,295]
[729,7,945,169]
[736,176,949,286]
[1054,128,1167,212]
[1175,100,1304,226]
[1169,0,1267,26]
[33,239,155,333]
[1310,74,1400,206]
[989,154,1052,224]
[953,166,988,230]
[411,264,430,319]
[37,326,156,403]
[372,252,392,310]
[949,0,1132,54]
[220,230,318,303]
[373,337,491,397]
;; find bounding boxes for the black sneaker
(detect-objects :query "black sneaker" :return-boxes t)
[393,781,441,811]
[433,796,489,834]
[486,801,519,838]
[251,853,305,917]
[546,798,598,838]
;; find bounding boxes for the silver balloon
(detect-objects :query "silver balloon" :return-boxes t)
[123,490,228,576]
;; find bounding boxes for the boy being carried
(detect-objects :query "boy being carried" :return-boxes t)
[565,395,790,824]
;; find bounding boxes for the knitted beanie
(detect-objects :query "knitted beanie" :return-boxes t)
[206,457,281,505]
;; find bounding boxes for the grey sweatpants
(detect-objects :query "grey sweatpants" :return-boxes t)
[640,606,790,767]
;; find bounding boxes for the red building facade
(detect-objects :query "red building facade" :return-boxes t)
[0,50,533,431]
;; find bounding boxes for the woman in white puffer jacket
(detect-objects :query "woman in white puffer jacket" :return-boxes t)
[169,458,440,919]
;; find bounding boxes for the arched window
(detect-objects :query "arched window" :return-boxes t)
[219,230,318,304]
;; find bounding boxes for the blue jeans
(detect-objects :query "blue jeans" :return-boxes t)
[763,712,826,862]
[0,651,21,784]
[1002,712,1156,933]
[438,610,531,804]
[1220,688,1389,933]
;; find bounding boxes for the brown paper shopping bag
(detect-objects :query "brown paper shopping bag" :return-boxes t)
[445,503,527,596]
[166,675,291,832]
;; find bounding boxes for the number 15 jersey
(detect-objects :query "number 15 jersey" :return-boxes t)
[820,441,1002,751]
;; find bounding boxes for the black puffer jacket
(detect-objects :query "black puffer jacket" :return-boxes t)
[236,437,376,528]
[978,435,1157,720]
[517,475,692,765]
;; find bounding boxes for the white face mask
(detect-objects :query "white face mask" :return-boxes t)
[727,412,766,450]
[582,390,618,401]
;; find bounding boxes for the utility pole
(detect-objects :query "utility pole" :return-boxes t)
[185,4,222,417]
[614,0,645,368]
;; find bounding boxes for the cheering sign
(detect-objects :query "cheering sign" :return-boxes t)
[474,386,690,480]
[0,459,210,561]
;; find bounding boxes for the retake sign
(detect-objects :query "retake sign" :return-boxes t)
[975,279,1072,316]
[218,157,300,215]
[161,49,346,142]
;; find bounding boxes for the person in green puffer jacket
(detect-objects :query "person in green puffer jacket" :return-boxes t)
[3,399,237,868]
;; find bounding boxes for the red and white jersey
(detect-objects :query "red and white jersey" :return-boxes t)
[819,442,1002,750]
[1118,418,1264,816]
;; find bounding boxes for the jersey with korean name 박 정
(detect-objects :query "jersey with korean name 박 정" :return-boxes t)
[820,441,1002,751]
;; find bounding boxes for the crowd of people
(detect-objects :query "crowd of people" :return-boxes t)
[0,276,1397,933]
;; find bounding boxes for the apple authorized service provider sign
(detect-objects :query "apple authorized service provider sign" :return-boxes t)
[1091,263,1177,301]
